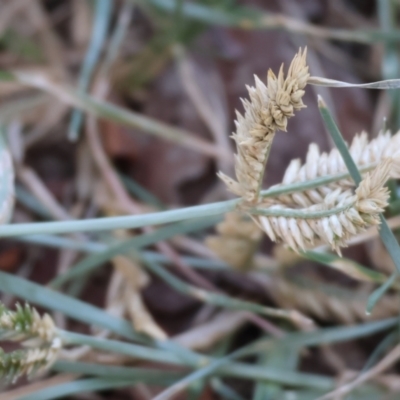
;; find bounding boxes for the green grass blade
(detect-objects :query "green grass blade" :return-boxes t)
[68,0,112,141]
[0,270,145,342]
[52,360,183,383]
[0,200,233,237]
[50,216,220,287]
[318,97,400,312]
[366,272,397,314]
[57,330,186,366]
[18,378,134,400]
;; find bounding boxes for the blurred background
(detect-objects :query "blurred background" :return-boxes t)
[1,0,400,399]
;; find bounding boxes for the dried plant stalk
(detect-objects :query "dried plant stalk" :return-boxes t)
[0,303,62,383]
[205,212,262,271]
[257,160,391,253]
[268,277,399,324]
[270,130,400,207]
[218,48,309,203]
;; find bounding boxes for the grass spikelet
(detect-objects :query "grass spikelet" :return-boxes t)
[0,303,61,383]
[218,48,309,203]
[271,130,400,207]
[256,159,391,253]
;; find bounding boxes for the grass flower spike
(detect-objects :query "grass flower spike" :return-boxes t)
[271,130,400,207]
[0,303,62,383]
[257,159,391,253]
[218,48,309,203]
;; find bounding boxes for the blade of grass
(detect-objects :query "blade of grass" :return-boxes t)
[15,184,52,219]
[366,272,397,314]
[120,173,165,209]
[0,198,234,237]
[5,70,224,159]
[15,233,229,270]
[143,0,400,43]
[153,317,398,400]
[361,330,399,373]
[68,0,112,141]
[49,216,220,288]
[52,360,184,383]
[0,162,380,238]
[57,330,191,366]
[17,378,134,400]
[0,270,146,342]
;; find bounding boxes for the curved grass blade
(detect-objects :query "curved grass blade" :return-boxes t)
[68,0,113,141]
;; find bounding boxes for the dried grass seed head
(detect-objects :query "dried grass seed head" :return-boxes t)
[257,160,391,253]
[218,48,309,203]
[0,303,62,383]
[270,130,400,208]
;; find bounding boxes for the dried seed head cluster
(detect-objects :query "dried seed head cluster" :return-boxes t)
[258,160,391,253]
[271,130,400,208]
[0,303,62,383]
[218,48,309,203]
[205,212,262,271]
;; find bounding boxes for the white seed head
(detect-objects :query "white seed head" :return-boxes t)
[219,48,309,203]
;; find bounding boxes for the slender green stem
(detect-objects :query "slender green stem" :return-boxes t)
[249,203,352,220]
[0,166,376,238]
[68,0,112,141]
[52,360,184,382]
[143,0,400,44]
[49,217,220,288]
[16,233,229,269]
[58,330,195,367]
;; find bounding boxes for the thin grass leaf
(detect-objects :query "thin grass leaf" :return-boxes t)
[120,173,165,209]
[377,0,400,128]
[318,97,400,314]
[68,0,113,141]
[238,318,398,358]
[0,270,145,342]
[143,0,400,43]
[0,198,233,237]
[309,76,400,89]
[15,184,51,219]
[158,319,398,399]
[2,70,223,159]
[0,163,378,238]
[16,233,229,270]
[362,330,399,373]
[49,216,220,288]
[52,360,183,383]
[17,378,134,400]
[366,272,397,314]
[57,330,188,366]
